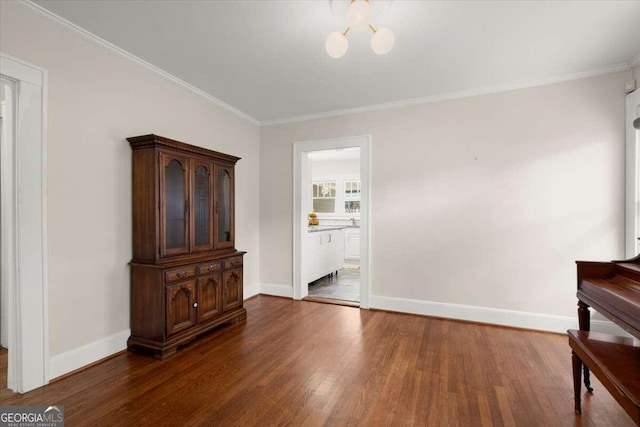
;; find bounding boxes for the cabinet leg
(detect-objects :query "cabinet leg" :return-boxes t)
[155,346,177,361]
[572,350,582,414]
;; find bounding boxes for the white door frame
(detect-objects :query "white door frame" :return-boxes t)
[293,135,371,308]
[0,53,49,392]
[625,89,640,258]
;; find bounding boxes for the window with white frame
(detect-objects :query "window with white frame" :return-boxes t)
[344,180,361,213]
[311,177,360,216]
[626,89,640,257]
[312,181,337,213]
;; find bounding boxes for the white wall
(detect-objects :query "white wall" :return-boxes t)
[0,1,632,371]
[260,71,628,325]
[0,1,260,364]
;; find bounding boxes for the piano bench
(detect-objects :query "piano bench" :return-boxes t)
[568,329,640,425]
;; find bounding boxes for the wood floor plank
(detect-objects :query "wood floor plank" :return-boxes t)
[0,295,635,426]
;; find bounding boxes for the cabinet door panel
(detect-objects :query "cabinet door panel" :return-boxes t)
[214,164,235,250]
[305,234,322,283]
[166,281,196,336]
[344,228,360,261]
[332,230,345,272]
[191,159,214,252]
[160,152,190,257]
[222,268,243,312]
[198,274,221,323]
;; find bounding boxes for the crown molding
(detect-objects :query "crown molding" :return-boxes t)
[260,62,631,126]
[21,1,260,126]
[17,1,635,129]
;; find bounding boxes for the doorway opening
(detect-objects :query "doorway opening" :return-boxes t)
[293,136,370,308]
[0,53,49,393]
[305,148,361,305]
[0,76,15,390]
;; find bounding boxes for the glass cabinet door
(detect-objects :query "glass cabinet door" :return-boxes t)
[191,159,214,252]
[214,164,234,249]
[160,152,190,257]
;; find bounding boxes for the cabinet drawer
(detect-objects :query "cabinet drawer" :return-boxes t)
[165,266,196,283]
[198,261,222,275]
[224,256,243,269]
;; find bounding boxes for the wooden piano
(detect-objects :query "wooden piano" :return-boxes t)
[572,255,640,425]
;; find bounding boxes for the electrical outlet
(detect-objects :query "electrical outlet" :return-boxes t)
[625,79,636,93]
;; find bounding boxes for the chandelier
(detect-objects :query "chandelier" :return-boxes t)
[325,0,395,58]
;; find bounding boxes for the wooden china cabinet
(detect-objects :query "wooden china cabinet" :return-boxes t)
[127,134,246,359]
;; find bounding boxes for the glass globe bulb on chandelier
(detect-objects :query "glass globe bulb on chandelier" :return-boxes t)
[325,0,394,58]
[370,25,394,55]
[325,29,350,59]
[347,0,372,31]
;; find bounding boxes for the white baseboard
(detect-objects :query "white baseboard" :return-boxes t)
[244,282,261,300]
[590,318,633,337]
[369,295,630,336]
[259,283,293,298]
[48,284,285,381]
[49,329,130,380]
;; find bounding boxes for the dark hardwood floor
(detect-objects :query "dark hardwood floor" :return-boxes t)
[0,296,633,426]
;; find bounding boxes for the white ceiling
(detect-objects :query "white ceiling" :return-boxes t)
[32,0,640,124]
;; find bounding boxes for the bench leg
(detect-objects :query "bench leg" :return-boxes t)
[577,301,594,392]
[582,366,593,393]
[572,350,582,414]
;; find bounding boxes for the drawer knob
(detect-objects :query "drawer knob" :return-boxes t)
[208,265,217,272]
[231,259,239,266]
[177,271,189,278]
[193,302,198,308]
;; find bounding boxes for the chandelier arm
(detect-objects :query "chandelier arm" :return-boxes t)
[369,24,377,33]
[343,27,351,37]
